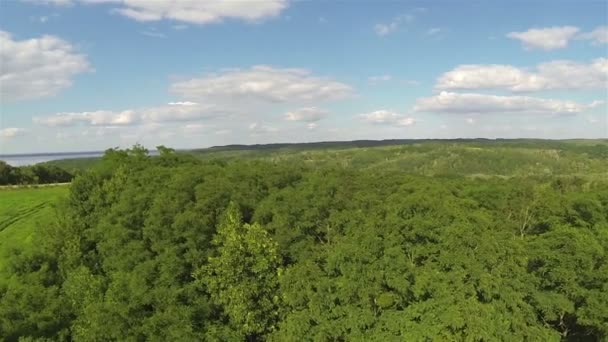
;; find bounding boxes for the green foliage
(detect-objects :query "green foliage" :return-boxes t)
[197,203,281,339]
[0,187,68,277]
[0,187,71,341]
[1,141,607,341]
[0,161,73,185]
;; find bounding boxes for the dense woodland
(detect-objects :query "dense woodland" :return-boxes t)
[0,162,74,185]
[1,141,607,341]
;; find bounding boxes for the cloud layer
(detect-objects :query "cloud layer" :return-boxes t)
[436,58,608,92]
[34,102,220,127]
[414,91,598,115]
[373,11,421,36]
[170,66,352,103]
[284,107,328,122]
[577,26,608,45]
[249,122,278,134]
[0,127,29,139]
[507,26,580,50]
[25,0,288,24]
[359,110,416,126]
[0,31,91,102]
[507,25,608,50]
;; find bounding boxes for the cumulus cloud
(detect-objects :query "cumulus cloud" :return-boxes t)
[577,25,608,45]
[374,22,399,36]
[26,0,288,24]
[359,110,416,126]
[436,58,608,92]
[507,26,580,50]
[368,75,392,84]
[170,65,353,103]
[414,91,597,115]
[0,127,29,139]
[284,107,328,122]
[249,122,278,134]
[182,123,207,134]
[374,13,414,36]
[35,110,139,127]
[0,30,91,102]
[34,102,220,127]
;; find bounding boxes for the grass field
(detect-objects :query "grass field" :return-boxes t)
[0,186,68,278]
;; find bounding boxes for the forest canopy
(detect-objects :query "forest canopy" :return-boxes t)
[1,142,607,341]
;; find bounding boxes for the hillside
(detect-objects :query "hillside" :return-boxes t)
[45,139,608,177]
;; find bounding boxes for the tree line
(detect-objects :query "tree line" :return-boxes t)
[1,145,606,341]
[0,161,74,185]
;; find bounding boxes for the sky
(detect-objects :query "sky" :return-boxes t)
[0,0,606,154]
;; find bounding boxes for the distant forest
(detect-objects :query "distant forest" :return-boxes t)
[0,162,73,186]
[1,140,607,341]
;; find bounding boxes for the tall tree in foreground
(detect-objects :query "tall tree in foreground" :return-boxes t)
[197,203,282,340]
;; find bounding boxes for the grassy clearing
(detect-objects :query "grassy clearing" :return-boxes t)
[0,186,68,277]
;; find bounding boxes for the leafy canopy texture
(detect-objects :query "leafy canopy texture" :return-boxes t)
[0,142,607,341]
[197,203,281,339]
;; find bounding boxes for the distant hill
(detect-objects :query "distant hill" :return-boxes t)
[39,138,608,171]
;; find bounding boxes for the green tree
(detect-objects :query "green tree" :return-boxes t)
[197,203,282,340]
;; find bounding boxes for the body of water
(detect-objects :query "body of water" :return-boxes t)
[0,151,105,166]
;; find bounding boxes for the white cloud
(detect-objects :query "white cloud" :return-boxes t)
[465,118,476,124]
[183,123,207,134]
[215,129,232,135]
[34,101,220,127]
[167,101,198,106]
[374,14,414,36]
[284,107,328,122]
[375,22,399,36]
[359,110,416,126]
[436,58,608,92]
[307,123,318,130]
[0,30,91,102]
[34,110,140,127]
[427,27,442,35]
[143,102,222,122]
[368,75,392,84]
[588,100,605,108]
[577,25,608,45]
[140,29,166,38]
[24,0,72,5]
[400,79,420,86]
[0,127,29,139]
[398,117,416,126]
[507,26,580,50]
[27,0,288,24]
[414,91,596,115]
[249,122,278,134]
[170,65,353,103]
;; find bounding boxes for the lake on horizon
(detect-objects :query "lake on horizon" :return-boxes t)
[0,150,165,166]
[0,151,105,166]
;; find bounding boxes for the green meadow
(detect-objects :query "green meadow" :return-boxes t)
[0,186,68,280]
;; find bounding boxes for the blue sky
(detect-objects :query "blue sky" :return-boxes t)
[0,0,606,153]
